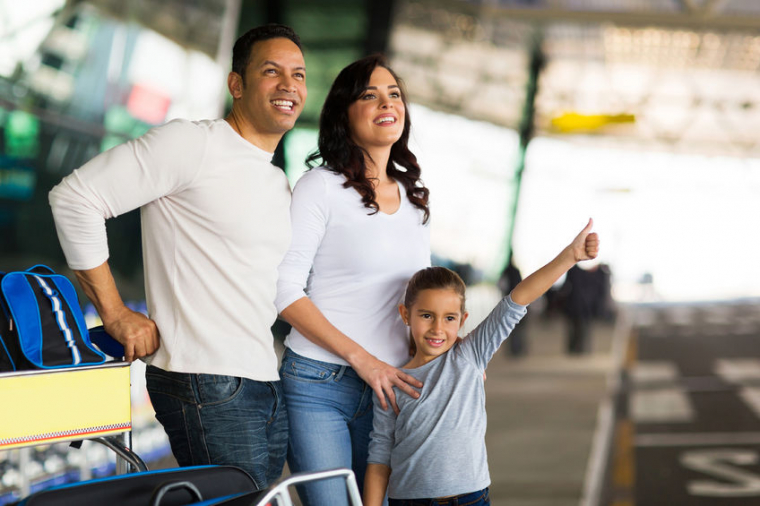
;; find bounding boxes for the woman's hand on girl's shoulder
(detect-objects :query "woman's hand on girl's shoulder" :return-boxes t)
[354,354,422,414]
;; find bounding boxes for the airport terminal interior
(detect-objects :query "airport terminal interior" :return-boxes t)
[2,1,760,505]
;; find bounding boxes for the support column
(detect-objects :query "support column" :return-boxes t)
[503,29,544,269]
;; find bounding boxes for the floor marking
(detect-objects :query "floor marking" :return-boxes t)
[739,387,760,419]
[613,420,635,486]
[580,399,614,506]
[630,361,679,385]
[636,432,760,447]
[630,388,695,423]
[715,359,760,384]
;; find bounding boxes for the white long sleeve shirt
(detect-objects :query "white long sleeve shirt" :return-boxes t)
[275,167,430,367]
[49,119,291,381]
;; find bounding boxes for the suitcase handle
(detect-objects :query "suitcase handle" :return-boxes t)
[89,325,125,359]
[150,480,203,506]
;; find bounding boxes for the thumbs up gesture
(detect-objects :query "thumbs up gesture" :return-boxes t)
[569,218,600,262]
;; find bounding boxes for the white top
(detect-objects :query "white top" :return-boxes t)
[275,167,430,367]
[49,119,292,381]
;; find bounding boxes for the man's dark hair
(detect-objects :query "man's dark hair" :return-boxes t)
[231,24,302,83]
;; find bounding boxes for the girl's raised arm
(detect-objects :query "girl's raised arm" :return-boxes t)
[511,219,599,306]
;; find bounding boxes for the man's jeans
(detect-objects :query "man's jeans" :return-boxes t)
[145,365,288,490]
[280,348,376,506]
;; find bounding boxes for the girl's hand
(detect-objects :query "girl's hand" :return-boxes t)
[511,219,601,306]
[568,218,600,262]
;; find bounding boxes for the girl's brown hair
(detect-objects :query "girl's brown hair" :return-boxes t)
[403,267,466,355]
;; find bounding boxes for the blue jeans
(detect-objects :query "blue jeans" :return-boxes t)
[389,488,490,506]
[145,365,288,490]
[280,348,377,506]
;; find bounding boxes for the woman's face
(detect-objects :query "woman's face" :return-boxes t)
[347,66,405,151]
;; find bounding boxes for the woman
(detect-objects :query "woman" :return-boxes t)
[275,54,431,505]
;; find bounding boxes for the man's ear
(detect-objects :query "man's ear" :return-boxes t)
[460,312,469,329]
[227,72,243,99]
[398,304,409,326]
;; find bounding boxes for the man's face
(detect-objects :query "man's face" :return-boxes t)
[233,37,306,143]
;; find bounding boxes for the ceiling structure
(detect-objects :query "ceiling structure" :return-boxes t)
[53,0,760,157]
[388,0,760,157]
[65,0,231,61]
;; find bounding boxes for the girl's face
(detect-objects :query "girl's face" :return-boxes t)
[399,288,469,365]
[347,66,405,151]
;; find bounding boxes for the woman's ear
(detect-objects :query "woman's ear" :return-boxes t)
[398,304,409,326]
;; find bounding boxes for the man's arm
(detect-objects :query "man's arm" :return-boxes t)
[75,262,159,362]
[49,122,206,361]
[363,463,391,506]
[511,218,600,306]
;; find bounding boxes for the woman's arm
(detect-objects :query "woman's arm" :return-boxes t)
[511,218,599,306]
[280,299,421,413]
[363,463,391,506]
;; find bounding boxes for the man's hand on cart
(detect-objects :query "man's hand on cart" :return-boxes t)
[75,261,160,362]
[105,306,160,362]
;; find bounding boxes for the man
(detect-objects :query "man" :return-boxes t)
[49,24,307,489]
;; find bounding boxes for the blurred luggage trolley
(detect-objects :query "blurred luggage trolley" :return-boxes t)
[0,365,364,506]
[0,362,145,503]
[10,467,363,506]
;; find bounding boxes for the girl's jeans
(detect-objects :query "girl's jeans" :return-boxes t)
[389,488,490,506]
[280,348,378,506]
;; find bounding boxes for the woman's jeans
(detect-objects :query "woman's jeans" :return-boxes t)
[280,348,376,506]
[389,488,490,506]
[145,365,288,490]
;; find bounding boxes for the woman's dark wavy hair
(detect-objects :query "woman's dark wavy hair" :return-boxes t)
[306,54,430,223]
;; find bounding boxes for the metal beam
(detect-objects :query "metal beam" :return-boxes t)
[421,0,760,32]
[505,31,543,267]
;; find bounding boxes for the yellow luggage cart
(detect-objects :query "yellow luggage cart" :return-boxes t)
[0,362,145,498]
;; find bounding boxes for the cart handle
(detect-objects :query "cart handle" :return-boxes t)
[254,468,363,506]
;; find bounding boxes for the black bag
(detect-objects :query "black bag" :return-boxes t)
[0,265,106,372]
[12,465,259,506]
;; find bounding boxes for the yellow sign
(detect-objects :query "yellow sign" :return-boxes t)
[0,364,131,450]
[550,113,636,133]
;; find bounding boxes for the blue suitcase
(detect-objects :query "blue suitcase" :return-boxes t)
[11,465,257,506]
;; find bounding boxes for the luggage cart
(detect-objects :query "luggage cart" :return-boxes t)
[0,362,144,499]
[2,363,363,506]
[252,468,362,506]
[205,468,363,506]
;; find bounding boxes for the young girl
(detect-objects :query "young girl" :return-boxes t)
[364,219,600,506]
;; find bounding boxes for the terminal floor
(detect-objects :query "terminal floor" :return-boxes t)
[602,300,760,506]
[480,307,616,506]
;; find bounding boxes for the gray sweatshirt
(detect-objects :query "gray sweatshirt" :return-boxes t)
[368,295,527,499]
